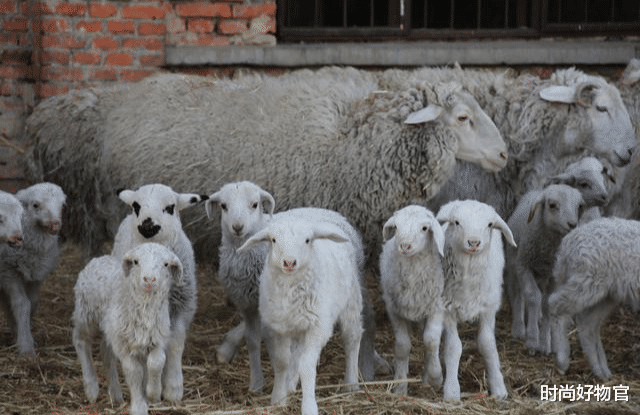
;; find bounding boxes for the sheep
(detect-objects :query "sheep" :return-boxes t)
[0,182,66,356]
[0,190,23,247]
[505,157,610,343]
[237,215,363,415]
[24,66,508,265]
[73,243,183,415]
[435,199,516,401]
[549,217,640,380]
[110,183,206,402]
[379,205,446,394]
[505,184,585,355]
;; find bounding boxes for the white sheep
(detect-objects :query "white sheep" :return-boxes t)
[436,200,516,401]
[0,182,66,356]
[505,184,585,355]
[379,205,446,394]
[0,190,23,247]
[111,183,206,402]
[237,216,362,415]
[549,217,640,380]
[73,243,183,415]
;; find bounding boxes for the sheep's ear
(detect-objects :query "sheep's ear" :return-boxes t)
[539,85,576,104]
[122,256,135,277]
[623,68,640,85]
[436,202,456,225]
[259,190,276,215]
[575,83,598,107]
[404,105,443,124]
[603,166,616,184]
[205,191,222,219]
[118,189,136,205]
[237,228,272,254]
[168,259,183,284]
[177,193,208,211]
[312,223,349,244]
[527,198,545,224]
[430,220,446,257]
[492,216,516,248]
[382,217,397,241]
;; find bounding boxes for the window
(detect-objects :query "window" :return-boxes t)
[277,0,640,42]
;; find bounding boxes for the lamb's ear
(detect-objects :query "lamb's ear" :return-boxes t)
[168,258,184,284]
[237,228,272,254]
[382,217,397,241]
[492,216,517,248]
[118,189,136,205]
[177,193,209,211]
[312,223,349,244]
[436,202,456,225]
[527,195,545,224]
[539,85,576,104]
[575,83,598,107]
[430,220,446,256]
[404,104,443,124]
[259,190,276,216]
[122,256,135,278]
[205,191,222,219]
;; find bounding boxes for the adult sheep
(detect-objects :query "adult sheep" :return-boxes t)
[25,66,508,264]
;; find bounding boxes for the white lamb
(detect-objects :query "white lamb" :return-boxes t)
[0,190,23,247]
[0,182,66,356]
[436,200,516,401]
[110,183,206,401]
[550,217,640,380]
[74,243,183,415]
[237,216,362,415]
[379,205,446,394]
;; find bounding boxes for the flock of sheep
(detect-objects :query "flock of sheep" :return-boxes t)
[0,58,639,415]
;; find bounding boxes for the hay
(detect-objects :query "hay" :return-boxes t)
[1,243,639,415]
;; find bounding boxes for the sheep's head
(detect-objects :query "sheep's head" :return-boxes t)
[237,219,348,275]
[118,184,208,243]
[0,191,23,247]
[527,184,585,235]
[206,181,275,241]
[16,182,66,235]
[405,83,508,173]
[547,157,609,207]
[122,242,182,295]
[539,77,636,167]
[383,205,445,257]
[621,58,640,86]
[437,200,516,255]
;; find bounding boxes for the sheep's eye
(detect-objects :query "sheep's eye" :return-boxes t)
[422,226,428,231]
[454,220,460,226]
[305,238,310,244]
[271,238,276,243]
[595,105,607,113]
[220,203,227,211]
[578,181,590,189]
[488,222,494,228]
[164,262,169,267]
[32,202,40,209]
[548,202,558,209]
[164,204,175,215]
[133,259,138,265]
[251,202,258,210]
[132,202,141,216]
[458,115,469,123]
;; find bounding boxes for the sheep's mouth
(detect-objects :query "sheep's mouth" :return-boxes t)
[138,224,161,239]
[464,248,482,255]
[7,239,23,248]
[143,283,157,291]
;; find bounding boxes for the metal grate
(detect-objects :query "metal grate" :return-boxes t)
[277,0,640,42]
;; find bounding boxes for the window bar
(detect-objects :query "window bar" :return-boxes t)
[370,0,374,27]
[584,1,588,22]
[314,0,320,27]
[477,0,482,29]
[504,0,509,28]
[450,0,455,28]
[558,0,562,23]
[423,0,429,28]
[343,0,348,27]
[610,0,615,22]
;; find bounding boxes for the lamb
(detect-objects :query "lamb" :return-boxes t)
[237,215,363,415]
[435,200,516,401]
[379,205,446,394]
[73,243,183,415]
[549,217,640,380]
[25,66,508,264]
[0,182,66,356]
[505,184,585,355]
[0,190,23,247]
[110,183,207,401]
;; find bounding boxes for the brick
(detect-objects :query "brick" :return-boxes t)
[139,54,164,67]
[169,32,230,47]
[122,5,165,19]
[89,3,117,18]
[76,20,103,33]
[34,18,71,33]
[187,19,213,33]
[138,22,166,35]
[166,13,186,33]
[88,68,117,81]
[37,83,70,98]
[3,17,28,32]
[0,64,26,79]
[217,20,246,35]
[233,2,275,19]
[74,52,101,65]
[249,16,275,34]
[20,2,52,15]
[0,81,19,97]
[42,34,86,49]
[56,3,87,17]
[176,2,231,18]
[0,34,20,47]
[39,50,70,65]
[106,52,134,66]
[93,37,119,50]
[0,0,15,13]
[1,50,30,64]
[121,68,156,82]
[108,20,135,34]
[42,67,83,81]
[123,38,163,50]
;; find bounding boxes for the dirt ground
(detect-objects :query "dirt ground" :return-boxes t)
[1,242,639,415]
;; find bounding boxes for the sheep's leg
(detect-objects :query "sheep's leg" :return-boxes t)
[217,321,245,364]
[146,347,167,404]
[299,327,332,415]
[25,281,43,322]
[2,278,36,356]
[539,292,551,355]
[506,272,526,340]
[338,299,362,392]
[521,269,542,354]
[576,301,615,381]
[245,310,265,392]
[72,322,100,403]
[422,310,444,388]
[442,314,462,401]
[388,311,411,394]
[121,354,148,415]
[477,311,507,399]
[359,285,390,380]
[162,320,186,403]
[551,314,572,375]
[101,339,124,404]
[270,333,292,406]
[0,289,16,336]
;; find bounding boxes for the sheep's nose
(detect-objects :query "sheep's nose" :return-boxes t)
[499,151,508,161]
[138,218,161,238]
[283,259,297,270]
[143,276,155,283]
[49,218,62,234]
[8,233,23,247]
[400,243,411,252]
[232,223,244,235]
[467,240,480,248]
[567,221,577,230]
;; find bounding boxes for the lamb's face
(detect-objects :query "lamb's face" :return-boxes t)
[0,192,23,247]
[122,243,182,295]
[532,185,585,235]
[16,183,66,235]
[383,206,444,258]
[549,158,609,208]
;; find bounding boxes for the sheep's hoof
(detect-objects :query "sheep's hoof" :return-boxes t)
[374,352,392,376]
[18,350,38,360]
[338,383,360,394]
[216,342,238,364]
